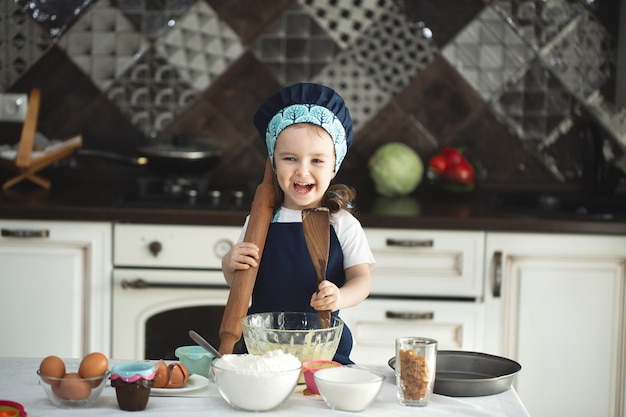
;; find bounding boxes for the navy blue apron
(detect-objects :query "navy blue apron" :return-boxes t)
[246,221,354,365]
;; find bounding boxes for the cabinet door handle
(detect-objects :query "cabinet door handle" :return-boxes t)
[121,279,227,290]
[1,228,50,238]
[492,251,503,298]
[386,311,434,320]
[386,238,433,248]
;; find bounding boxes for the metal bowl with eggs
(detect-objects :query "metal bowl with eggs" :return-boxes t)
[241,312,344,363]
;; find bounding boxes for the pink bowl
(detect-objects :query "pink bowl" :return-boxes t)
[302,360,342,395]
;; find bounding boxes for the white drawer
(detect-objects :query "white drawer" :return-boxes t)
[114,224,241,269]
[340,298,485,367]
[365,229,484,297]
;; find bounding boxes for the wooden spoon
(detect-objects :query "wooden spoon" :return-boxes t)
[218,158,275,354]
[302,207,332,328]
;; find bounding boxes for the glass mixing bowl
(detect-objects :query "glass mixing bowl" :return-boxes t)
[241,312,343,363]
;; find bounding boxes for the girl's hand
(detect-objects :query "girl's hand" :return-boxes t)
[310,280,342,312]
[224,242,259,273]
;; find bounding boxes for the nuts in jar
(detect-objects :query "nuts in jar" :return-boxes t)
[395,337,437,407]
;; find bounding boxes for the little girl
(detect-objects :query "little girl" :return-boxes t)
[221,83,375,364]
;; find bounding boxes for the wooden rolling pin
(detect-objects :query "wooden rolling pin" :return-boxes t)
[218,158,275,354]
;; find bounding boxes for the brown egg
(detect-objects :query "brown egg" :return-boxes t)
[60,373,92,400]
[79,352,109,385]
[51,382,68,399]
[153,360,169,388]
[166,363,190,388]
[39,356,66,386]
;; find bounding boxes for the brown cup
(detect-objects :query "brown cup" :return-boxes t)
[111,379,154,411]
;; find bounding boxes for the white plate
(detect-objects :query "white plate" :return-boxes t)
[150,374,209,396]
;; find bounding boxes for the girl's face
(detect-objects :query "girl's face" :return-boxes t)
[273,123,335,210]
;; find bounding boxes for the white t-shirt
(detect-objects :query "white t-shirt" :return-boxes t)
[238,206,375,270]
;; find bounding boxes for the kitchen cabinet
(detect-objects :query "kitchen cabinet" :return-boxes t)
[484,232,626,417]
[340,298,484,366]
[364,228,484,298]
[0,220,112,358]
[341,229,485,366]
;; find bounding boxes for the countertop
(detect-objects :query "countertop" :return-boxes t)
[1,356,530,416]
[1,163,626,235]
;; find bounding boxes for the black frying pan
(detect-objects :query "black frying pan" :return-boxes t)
[77,136,222,175]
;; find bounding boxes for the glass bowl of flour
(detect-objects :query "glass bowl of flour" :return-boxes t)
[211,350,301,411]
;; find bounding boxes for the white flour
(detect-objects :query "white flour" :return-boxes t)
[215,350,301,374]
[212,350,302,411]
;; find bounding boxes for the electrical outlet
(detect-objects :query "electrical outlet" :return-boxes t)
[0,93,28,122]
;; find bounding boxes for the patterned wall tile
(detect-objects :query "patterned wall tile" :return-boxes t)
[56,0,150,91]
[396,0,485,48]
[251,2,341,86]
[585,91,626,150]
[539,8,614,103]
[490,0,581,49]
[106,47,197,138]
[349,5,438,96]
[6,45,145,153]
[0,1,53,90]
[154,0,244,92]
[16,0,97,38]
[299,0,392,49]
[442,5,534,101]
[205,0,295,46]
[452,104,555,182]
[394,54,487,145]
[313,50,390,131]
[116,0,196,40]
[491,58,577,144]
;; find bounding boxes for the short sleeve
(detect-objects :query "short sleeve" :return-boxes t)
[331,210,375,269]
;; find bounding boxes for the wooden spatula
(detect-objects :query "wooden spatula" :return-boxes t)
[302,207,332,328]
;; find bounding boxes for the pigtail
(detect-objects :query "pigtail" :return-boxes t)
[323,184,356,214]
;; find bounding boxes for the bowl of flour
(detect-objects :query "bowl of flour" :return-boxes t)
[211,350,301,412]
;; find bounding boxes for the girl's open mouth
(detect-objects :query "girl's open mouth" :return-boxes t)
[294,182,314,193]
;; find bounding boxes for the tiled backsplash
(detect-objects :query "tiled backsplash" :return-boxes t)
[1,0,625,194]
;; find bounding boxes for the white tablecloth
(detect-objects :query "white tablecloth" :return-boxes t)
[0,357,531,416]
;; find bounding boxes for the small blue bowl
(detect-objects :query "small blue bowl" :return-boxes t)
[175,346,214,377]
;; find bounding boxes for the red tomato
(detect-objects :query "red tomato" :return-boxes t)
[428,154,447,173]
[444,159,475,185]
[440,147,463,167]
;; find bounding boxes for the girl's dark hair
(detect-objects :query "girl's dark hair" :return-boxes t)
[272,177,356,214]
[322,183,356,214]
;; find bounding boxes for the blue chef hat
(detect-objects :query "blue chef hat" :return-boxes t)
[253,83,353,175]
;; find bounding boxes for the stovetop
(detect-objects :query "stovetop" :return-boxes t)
[116,175,254,211]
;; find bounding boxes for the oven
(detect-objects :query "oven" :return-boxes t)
[111,223,242,360]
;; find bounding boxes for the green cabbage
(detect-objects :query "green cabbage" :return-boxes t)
[368,142,423,197]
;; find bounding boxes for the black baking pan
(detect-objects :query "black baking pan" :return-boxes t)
[388,350,521,397]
